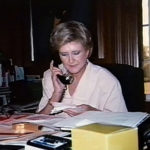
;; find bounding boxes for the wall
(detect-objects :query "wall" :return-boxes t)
[92,0,142,68]
[0,0,31,66]
[0,0,142,76]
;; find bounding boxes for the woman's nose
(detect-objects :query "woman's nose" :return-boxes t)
[68,55,74,63]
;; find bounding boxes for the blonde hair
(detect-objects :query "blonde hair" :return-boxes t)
[50,21,93,57]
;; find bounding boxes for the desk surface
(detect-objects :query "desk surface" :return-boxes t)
[0,113,149,150]
[0,114,66,148]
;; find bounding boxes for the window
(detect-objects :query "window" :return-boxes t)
[142,0,150,81]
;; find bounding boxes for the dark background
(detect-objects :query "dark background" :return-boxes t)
[0,0,142,76]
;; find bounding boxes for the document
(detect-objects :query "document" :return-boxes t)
[12,114,66,130]
[51,102,77,114]
[53,111,149,129]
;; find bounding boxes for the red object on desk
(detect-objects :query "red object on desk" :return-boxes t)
[0,114,30,122]
[0,116,8,121]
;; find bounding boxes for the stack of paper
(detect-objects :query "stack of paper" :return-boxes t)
[53,111,149,130]
[12,114,66,130]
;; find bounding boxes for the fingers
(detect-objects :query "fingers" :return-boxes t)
[63,109,79,117]
[50,60,62,74]
[63,107,85,116]
[50,60,66,91]
[50,60,62,78]
[50,60,54,70]
[76,104,86,109]
[76,104,90,111]
[77,104,98,111]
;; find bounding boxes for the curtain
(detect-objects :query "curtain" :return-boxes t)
[95,0,142,67]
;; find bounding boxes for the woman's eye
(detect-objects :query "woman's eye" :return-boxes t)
[73,51,80,55]
[59,53,68,56]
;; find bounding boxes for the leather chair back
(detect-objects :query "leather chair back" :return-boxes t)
[101,64,145,112]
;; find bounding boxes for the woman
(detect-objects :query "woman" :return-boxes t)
[37,21,127,116]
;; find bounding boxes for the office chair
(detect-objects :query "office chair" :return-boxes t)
[98,63,148,149]
[100,64,145,112]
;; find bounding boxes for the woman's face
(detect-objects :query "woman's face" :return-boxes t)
[59,41,89,75]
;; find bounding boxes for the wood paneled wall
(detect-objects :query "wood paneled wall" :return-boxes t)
[91,0,143,68]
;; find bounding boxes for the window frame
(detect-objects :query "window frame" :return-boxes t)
[142,0,150,81]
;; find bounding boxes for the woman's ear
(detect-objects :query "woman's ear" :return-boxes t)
[87,48,92,58]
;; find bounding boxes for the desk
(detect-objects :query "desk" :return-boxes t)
[0,114,70,150]
[0,113,149,150]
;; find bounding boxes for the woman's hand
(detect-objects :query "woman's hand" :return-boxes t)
[49,60,67,104]
[50,60,66,94]
[63,104,98,117]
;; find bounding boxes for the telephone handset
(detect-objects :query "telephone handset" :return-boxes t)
[53,61,74,85]
[57,74,74,85]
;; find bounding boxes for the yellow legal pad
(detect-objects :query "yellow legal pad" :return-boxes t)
[72,123,138,150]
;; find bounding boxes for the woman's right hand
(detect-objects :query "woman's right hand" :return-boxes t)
[50,60,66,96]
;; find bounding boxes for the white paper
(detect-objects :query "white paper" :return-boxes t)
[51,102,77,114]
[13,114,65,130]
[53,111,149,129]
